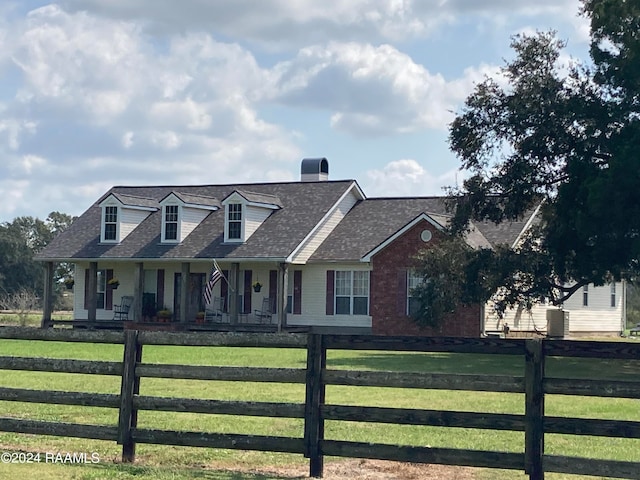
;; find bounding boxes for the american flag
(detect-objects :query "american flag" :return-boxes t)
[203,260,222,305]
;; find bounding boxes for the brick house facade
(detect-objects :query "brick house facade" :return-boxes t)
[370,219,482,336]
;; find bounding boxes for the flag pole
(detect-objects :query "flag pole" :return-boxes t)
[213,259,234,292]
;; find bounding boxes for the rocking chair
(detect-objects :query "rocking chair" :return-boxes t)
[254,297,274,324]
[113,296,133,321]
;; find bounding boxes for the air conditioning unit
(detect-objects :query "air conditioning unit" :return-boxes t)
[547,309,569,338]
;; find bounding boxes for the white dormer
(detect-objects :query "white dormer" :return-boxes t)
[99,193,159,243]
[221,190,282,243]
[159,192,220,243]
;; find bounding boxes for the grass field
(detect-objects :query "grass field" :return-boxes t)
[0,329,639,479]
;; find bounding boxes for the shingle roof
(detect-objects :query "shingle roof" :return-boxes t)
[170,192,220,208]
[231,190,283,207]
[110,193,159,209]
[37,180,358,261]
[37,180,536,264]
[475,218,532,248]
[310,198,448,262]
[309,197,533,262]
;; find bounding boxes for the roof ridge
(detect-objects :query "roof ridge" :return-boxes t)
[234,189,280,197]
[361,196,451,201]
[113,192,156,200]
[109,179,357,189]
[173,191,219,199]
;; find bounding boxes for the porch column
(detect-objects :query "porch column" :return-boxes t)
[229,262,240,324]
[277,262,289,333]
[132,262,144,323]
[87,262,98,322]
[41,262,55,329]
[180,263,190,324]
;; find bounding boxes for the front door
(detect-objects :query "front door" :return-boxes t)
[174,273,205,320]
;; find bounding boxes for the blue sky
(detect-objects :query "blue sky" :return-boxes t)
[0,0,590,220]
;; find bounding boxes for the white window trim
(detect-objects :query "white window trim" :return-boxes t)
[335,270,369,316]
[101,205,120,243]
[96,269,107,310]
[611,283,616,308]
[287,276,295,314]
[224,202,244,243]
[407,269,423,316]
[162,204,181,243]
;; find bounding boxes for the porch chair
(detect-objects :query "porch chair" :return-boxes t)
[205,296,227,323]
[254,297,274,324]
[113,296,134,321]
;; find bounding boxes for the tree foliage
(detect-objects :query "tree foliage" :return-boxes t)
[0,212,75,298]
[412,0,640,326]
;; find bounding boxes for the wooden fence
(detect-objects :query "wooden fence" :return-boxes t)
[0,326,639,480]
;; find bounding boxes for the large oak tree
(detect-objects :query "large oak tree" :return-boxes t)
[411,0,640,327]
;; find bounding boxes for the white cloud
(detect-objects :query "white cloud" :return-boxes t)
[59,0,581,49]
[365,159,464,196]
[19,154,47,174]
[0,5,303,218]
[0,178,29,218]
[265,42,485,136]
[0,1,590,221]
[0,116,37,151]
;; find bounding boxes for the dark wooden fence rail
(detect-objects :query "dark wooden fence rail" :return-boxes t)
[0,326,639,480]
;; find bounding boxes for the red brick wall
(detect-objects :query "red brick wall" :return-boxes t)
[370,219,481,337]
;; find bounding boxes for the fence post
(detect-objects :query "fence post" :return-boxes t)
[524,338,545,480]
[304,333,326,478]
[118,329,142,462]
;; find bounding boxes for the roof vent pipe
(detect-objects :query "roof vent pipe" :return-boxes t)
[301,158,329,182]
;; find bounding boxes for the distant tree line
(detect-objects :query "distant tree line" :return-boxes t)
[0,212,75,311]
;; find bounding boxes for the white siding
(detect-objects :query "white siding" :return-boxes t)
[120,208,152,241]
[291,190,359,263]
[74,262,190,320]
[180,207,210,241]
[75,263,139,321]
[287,263,372,328]
[244,206,272,240]
[73,261,374,329]
[484,282,624,334]
[562,283,623,333]
[485,302,549,332]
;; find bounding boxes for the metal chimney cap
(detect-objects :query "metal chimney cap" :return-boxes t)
[301,158,329,181]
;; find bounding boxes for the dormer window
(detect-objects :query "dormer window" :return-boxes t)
[159,191,219,244]
[228,203,242,240]
[99,192,158,243]
[222,190,281,243]
[103,206,118,241]
[164,205,179,242]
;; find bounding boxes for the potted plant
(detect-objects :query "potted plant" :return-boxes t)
[252,281,262,293]
[63,277,75,290]
[195,311,205,324]
[108,278,120,289]
[157,308,172,322]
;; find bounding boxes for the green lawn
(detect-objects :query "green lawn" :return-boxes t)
[0,336,639,479]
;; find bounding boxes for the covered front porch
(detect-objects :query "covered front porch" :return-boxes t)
[40,260,299,332]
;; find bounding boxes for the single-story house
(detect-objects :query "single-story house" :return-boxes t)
[36,158,623,336]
